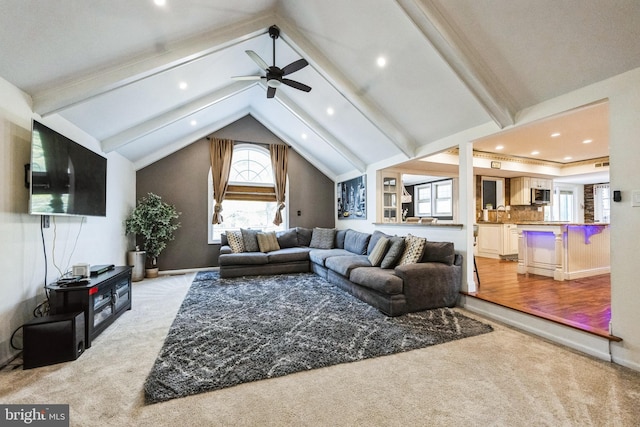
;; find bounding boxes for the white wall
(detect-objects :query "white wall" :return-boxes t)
[0,77,136,365]
[336,67,640,371]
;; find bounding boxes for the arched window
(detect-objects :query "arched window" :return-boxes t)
[208,144,287,243]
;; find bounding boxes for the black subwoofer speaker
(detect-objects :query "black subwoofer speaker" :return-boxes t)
[23,312,85,369]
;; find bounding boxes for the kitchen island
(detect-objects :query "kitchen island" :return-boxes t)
[517,223,610,281]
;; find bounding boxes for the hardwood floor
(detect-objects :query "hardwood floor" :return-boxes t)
[467,257,616,339]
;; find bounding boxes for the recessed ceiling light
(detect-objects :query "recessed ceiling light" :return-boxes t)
[154,0,166,6]
[564,156,573,160]
[551,132,561,138]
[531,150,540,155]
[301,133,307,140]
[583,139,593,144]
[326,107,334,116]
[179,82,188,90]
[376,56,387,68]
[190,120,197,126]
[495,145,504,150]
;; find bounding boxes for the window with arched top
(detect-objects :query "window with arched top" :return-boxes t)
[208,144,287,243]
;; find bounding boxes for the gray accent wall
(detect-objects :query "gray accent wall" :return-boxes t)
[136,115,335,270]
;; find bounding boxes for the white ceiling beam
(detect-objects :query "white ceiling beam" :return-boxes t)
[133,108,252,171]
[266,83,367,173]
[395,0,516,128]
[33,13,276,116]
[275,19,417,159]
[102,81,255,152]
[248,109,338,181]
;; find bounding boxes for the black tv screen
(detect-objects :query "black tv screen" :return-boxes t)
[29,120,107,217]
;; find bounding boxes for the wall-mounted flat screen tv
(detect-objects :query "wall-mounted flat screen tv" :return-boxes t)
[29,120,107,217]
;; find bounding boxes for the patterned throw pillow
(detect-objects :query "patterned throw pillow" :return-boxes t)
[309,227,336,249]
[397,234,427,266]
[257,231,281,253]
[226,230,245,253]
[380,236,405,269]
[241,228,260,252]
[368,236,390,267]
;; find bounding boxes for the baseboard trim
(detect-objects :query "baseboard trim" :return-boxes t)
[460,295,612,361]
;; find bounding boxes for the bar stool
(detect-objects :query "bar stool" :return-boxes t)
[473,224,480,285]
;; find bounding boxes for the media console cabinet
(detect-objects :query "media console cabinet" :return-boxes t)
[47,266,132,348]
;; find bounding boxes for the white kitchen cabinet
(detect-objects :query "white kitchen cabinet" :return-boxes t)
[531,178,552,189]
[510,177,531,205]
[476,223,519,259]
[510,176,553,205]
[377,171,402,223]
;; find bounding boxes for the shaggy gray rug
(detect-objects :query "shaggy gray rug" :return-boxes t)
[144,271,492,403]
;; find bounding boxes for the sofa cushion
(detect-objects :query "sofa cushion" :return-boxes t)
[367,230,390,255]
[308,249,352,266]
[296,227,313,247]
[335,229,347,249]
[226,230,245,253]
[241,228,260,252]
[220,233,228,246]
[276,229,298,248]
[349,267,404,295]
[309,227,336,249]
[325,254,370,277]
[218,252,268,266]
[257,231,280,252]
[368,236,390,267]
[344,230,371,255]
[380,236,405,269]
[267,247,311,263]
[398,234,427,266]
[421,241,456,265]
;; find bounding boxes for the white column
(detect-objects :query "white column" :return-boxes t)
[459,140,476,292]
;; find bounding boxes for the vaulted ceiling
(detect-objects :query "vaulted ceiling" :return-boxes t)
[1,0,639,180]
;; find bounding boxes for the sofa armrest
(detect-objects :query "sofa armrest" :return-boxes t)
[220,245,232,255]
[394,258,462,311]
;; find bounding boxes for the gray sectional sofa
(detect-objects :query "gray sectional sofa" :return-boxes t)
[218,227,462,317]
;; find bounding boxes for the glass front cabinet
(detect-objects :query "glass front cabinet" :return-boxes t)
[377,171,402,223]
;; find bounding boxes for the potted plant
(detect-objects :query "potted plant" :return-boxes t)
[125,193,181,278]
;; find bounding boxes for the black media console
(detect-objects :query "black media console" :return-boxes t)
[47,266,132,348]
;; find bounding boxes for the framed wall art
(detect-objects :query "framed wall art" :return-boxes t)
[337,175,366,220]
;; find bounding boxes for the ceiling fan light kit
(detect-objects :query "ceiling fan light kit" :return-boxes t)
[232,25,312,98]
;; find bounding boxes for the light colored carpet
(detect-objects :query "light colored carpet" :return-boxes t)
[1,272,639,426]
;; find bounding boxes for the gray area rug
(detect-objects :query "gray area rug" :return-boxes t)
[144,271,493,403]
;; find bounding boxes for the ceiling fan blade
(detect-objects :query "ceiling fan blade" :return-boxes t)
[282,78,312,92]
[281,58,309,76]
[267,86,277,98]
[245,50,269,70]
[231,75,263,81]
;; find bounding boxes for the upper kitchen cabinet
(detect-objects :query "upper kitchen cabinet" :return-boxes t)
[510,176,553,205]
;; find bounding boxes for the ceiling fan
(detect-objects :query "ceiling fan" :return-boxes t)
[232,25,312,98]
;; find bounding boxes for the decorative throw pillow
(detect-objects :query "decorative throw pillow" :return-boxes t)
[226,230,245,253]
[276,229,298,248]
[368,236,390,267]
[421,241,455,265]
[257,231,281,253]
[380,236,405,269]
[309,227,336,249]
[241,228,260,252]
[295,227,313,247]
[397,234,427,266]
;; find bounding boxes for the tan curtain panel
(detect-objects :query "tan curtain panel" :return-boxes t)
[209,138,234,224]
[270,144,288,226]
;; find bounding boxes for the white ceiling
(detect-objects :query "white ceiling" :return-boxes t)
[1,0,639,180]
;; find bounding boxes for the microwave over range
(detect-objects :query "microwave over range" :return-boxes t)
[532,188,551,204]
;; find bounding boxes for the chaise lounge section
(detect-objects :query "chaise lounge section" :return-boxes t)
[218,227,462,316]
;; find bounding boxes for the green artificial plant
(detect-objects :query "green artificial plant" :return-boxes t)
[125,193,181,268]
